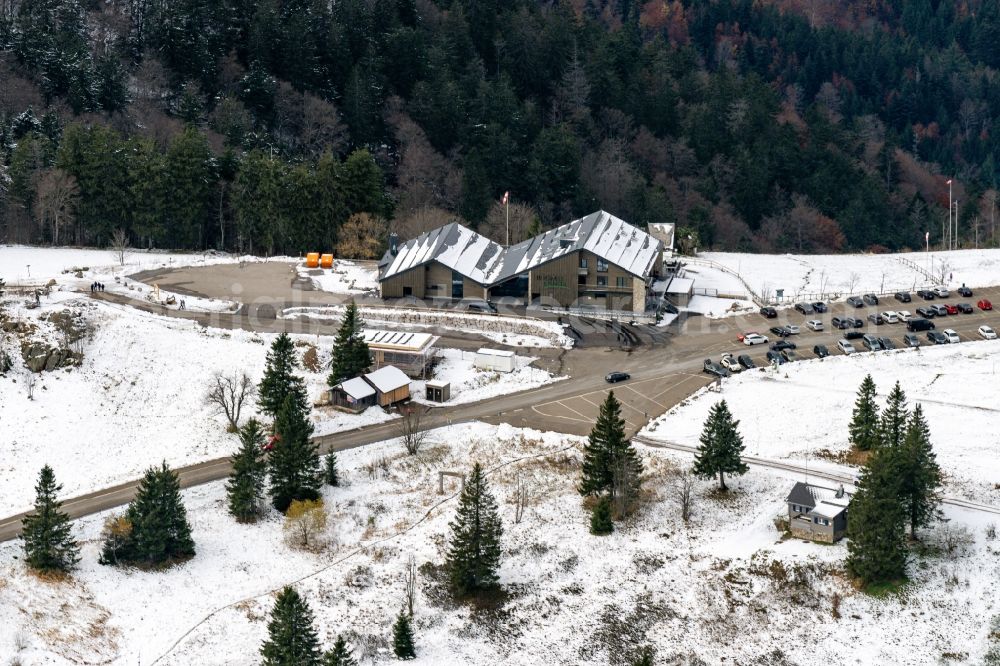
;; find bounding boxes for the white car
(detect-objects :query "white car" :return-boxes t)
[882,311,899,323]
[720,353,743,373]
[943,328,960,343]
[979,325,997,340]
[806,319,824,331]
[897,310,913,322]
[837,339,856,354]
[743,333,769,346]
[933,286,950,298]
[785,324,801,335]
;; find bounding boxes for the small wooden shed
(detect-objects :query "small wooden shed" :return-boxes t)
[330,376,377,412]
[425,379,451,403]
[364,365,411,407]
[474,348,516,373]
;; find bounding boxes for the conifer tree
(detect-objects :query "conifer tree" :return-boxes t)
[445,462,503,597]
[849,375,880,452]
[579,391,626,496]
[259,332,309,417]
[328,299,371,385]
[590,495,613,535]
[324,452,340,487]
[21,465,79,573]
[323,635,357,666]
[392,610,416,660]
[898,405,943,538]
[226,419,268,522]
[260,586,323,666]
[693,401,748,491]
[631,646,655,666]
[878,382,909,450]
[846,447,908,586]
[269,393,322,512]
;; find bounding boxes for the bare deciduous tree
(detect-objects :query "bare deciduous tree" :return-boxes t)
[283,499,327,551]
[399,405,426,456]
[512,474,528,524]
[36,168,79,246]
[404,553,417,616]
[479,200,539,246]
[674,471,695,523]
[205,370,256,431]
[110,228,130,267]
[336,213,387,260]
[23,370,36,400]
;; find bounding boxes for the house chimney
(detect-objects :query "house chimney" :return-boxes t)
[389,232,399,256]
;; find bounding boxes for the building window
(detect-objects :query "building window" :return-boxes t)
[597,259,609,272]
[616,276,628,288]
[579,257,588,269]
[597,276,607,287]
[578,274,586,286]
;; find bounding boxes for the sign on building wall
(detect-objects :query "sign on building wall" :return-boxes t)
[541,276,567,289]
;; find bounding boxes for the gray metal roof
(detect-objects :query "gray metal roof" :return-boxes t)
[786,482,816,508]
[786,481,852,508]
[380,211,662,286]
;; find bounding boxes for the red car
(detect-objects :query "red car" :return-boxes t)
[944,303,958,315]
[979,299,994,311]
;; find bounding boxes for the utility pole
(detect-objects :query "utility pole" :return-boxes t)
[953,200,959,250]
[947,178,953,250]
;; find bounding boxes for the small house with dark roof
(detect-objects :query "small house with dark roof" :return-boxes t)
[785,481,851,543]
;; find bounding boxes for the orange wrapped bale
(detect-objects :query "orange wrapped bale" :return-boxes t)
[305,252,320,268]
[320,253,334,268]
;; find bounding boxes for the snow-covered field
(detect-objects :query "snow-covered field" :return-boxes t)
[411,348,562,406]
[3,422,998,665]
[643,339,1000,503]
[298,260,379,295]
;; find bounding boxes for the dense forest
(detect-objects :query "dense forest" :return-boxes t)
[1,0,999,256]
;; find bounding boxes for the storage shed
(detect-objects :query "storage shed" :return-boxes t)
[474,348,516,373]
[320,253,334,268]
[330,376,377,412]
[305,252,320,268]
[364,365,411,407]
[364,329,438,379]
[425,379,451,403]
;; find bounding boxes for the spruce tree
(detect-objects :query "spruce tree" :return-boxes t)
[589,496,613,535]
[328,299,371,385]
[898,405,943,538]
[579,391,626,497]
[269,393,322,512]
[324,452,340,487]
[692,401,748,491]
[878,382,909,450]
[21,465,79,573]
[631,646,655,666]
[259,332,309,417]
[445,462,503,598]
[846,448,908,587]
[323,635,357,666]
[226,419,268,522]
[260,586,323,666]
[849,375,880,452]
[392,611,416,660]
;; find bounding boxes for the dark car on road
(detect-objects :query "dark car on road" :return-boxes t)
[737,354,756,369]
[605,371,630,383]
[927,330,948,345]
[957,303,974,314]
[895,292,912,303]
[907,318,936,332]
[770,340,797,351]
[903,333,921,347]
[831,316,851,329]
[702,359,730,378]
[867,313,885,325]
[845,330,865,340]
[917,289,936,300]
[850,317,864,328]
[794,302,814,315]
[760,306,778,318]
[863,293,879,305]
[766,350,786,365]
[813,344,830,358]
[781,349,800,362]
[915,307,935,318]
[811,302,828,313]
[879,337,896,350]
[847,296,865,308]
[862,334,882,351]
[769,326,791,337]
[958,286,973,297]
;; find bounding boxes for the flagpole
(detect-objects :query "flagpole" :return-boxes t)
[505,198,510,246]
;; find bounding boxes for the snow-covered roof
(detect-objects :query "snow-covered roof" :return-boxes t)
[810,501,848,520]
[665,277,694,294]
[363,329,436,352]
[336,377,376,400]
[786,482,851,508]
[364,365,410,393]
[380,211,662,286]
[476,348,515,358]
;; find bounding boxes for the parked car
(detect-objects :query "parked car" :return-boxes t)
[903,333,921,347]
[605,371,630,383]
[769,326,791,337]
[978,299,994,311]
[736,331,757,341]
[467,300,498,313]
[765,350,786,365]
[771,340,797,351]
[907,318,936,332]
[806,319,824,331]
[743,333,769,346]
[760,306,778,318]
[943,304,959,315]
[781,349,800,362]
[943,329,961,343]
[958,286,973,297]
[831,316,851,329]
[878,337,896,350]
[845,330,865,340]
[882,311,899,323]
[703,359,730,378]
[847,296,864,308]
[927,330,948,345]
[917,289,936,300]
[863,293,879,305]
[894,292,912,303]
[862,334,882,351]
[813,344,830,358]
[897,310,913,322]
[811,302,829,313]
[867,313,885,325]
[933,286,950,298]
[794,302,814,314]
[930,304,949,317]
[837,339,856,354]
[720,353,743,373]
[785,324,801,335]
[915,307,935,318]
[737,354,756,369]
[979,325,998,340]
[957,303,974,314]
